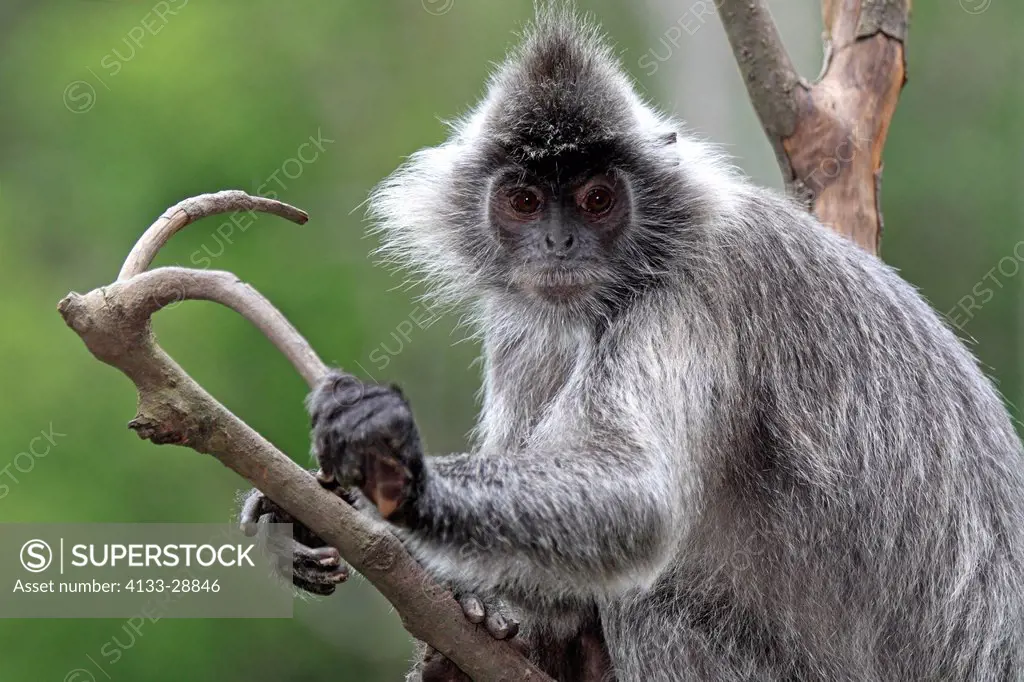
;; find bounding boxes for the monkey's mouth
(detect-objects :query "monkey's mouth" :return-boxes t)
[517,264,603,302]
[535,281,592,300]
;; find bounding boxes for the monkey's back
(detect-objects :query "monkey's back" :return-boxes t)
[606,188,1024,681]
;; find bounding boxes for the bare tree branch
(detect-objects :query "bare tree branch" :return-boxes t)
[714,0,803,180]
[117,190,309,281]
[113,267,327,387]
[59,191,552,682]
[717,0,911,254]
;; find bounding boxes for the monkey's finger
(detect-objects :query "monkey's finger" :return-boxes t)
[332,389,409,447]
[458,594,486,624]
[307,370,365,424]
[309,375,394,432]
[361,446,413,520]
[316,468,339,490]
[239,490,268,536]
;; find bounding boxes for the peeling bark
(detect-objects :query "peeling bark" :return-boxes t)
[717,0,911,254]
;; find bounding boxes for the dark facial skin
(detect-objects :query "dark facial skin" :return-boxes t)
[488,168,632,302]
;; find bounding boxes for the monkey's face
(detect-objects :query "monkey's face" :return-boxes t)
[487,166,632,303]
[370,18,699,311]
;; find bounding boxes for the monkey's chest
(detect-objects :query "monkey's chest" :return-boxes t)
[483,326,597,448]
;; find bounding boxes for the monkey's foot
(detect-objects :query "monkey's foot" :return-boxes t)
[413,600,525,682]
[457,593,520,640]
[415,645,472,682]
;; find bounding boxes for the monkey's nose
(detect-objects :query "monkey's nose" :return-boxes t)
[544,231,575,257]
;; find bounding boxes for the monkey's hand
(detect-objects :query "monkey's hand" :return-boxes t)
[308,370,426,525]
[238,485,350,595]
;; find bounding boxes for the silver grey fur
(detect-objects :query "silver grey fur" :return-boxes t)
[368,8,1024,681]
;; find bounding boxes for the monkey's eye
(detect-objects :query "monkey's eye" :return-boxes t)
[580,186,614,216]
[508,188,543,216]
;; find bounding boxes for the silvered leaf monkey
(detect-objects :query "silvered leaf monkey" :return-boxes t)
[243,7,1024,681]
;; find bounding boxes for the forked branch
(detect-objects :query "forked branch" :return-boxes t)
[717,0,911,253]
[58,191,551,682]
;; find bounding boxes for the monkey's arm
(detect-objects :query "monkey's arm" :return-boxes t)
[404,447,676,598]
[310,371,679,599]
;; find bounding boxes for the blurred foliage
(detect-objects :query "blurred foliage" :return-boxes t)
[0,1,1019,680]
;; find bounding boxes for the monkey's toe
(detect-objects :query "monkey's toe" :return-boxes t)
[456,593,520,640]
[249,506,350,596]
[459,594,486,624]
[485,609,519,640]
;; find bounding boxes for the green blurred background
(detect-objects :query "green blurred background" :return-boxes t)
[0,1,1019,680]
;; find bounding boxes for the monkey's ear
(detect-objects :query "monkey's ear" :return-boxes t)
[659,131,678,146]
